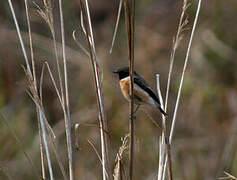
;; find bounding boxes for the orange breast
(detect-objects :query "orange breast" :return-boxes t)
[120,79,150,105]
[120,79,130,101]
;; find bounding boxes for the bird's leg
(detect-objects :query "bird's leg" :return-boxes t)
[134,104,140,114]
[129,104,140,120]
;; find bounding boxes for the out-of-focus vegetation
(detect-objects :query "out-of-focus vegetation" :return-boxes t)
[0,0,237,179]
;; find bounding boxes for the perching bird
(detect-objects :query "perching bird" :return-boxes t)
[113,67,167,116]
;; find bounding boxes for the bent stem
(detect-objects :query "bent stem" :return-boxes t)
[8,0,54,179]
[24,0,46,178]
[169,0,202,143]
[156,75,172,180]
[162,1,202,180]
[78,0,110,179]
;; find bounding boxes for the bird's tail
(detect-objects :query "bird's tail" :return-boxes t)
[158,106,168,116]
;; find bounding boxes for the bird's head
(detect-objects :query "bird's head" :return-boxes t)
[113,67,138,80]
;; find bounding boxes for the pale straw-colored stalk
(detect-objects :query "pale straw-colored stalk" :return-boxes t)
[169,0,202,144]
[58,0,74,179]
[78,0,110,179]
[156,75,172,180]
[162,1,202,179]
[8,0,54,179]
[24,0,46,178]
[110,0,123,54]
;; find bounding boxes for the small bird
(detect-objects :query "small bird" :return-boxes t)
[113,67,167,116]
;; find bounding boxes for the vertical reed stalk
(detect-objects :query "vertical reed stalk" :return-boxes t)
[156,75,172,180]
[124,0,135,179]
[78,0,110,179]
[24,0,46,178]
[8,0,54,179]
[158,1,189,179]
[110,0,123,54]
[58,0,74,179]
[169,0,202,145]
[162,1,202,179]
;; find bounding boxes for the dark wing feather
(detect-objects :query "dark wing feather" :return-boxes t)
[134,76,161,106]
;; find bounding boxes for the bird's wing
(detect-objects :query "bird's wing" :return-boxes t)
[134,76,161,106]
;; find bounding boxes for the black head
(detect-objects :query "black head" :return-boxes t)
[113,67,138,80]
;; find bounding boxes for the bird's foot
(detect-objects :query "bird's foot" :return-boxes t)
[129,114,136,120]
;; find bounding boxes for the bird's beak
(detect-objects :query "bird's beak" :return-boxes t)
[112,70,118,74]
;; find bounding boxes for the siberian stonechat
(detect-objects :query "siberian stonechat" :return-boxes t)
[113,67,167,116]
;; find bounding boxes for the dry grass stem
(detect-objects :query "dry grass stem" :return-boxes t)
[72,30,90,57]
[40,66,68,180]
[74,123,80,150]
[39,64,46,179]
[140,108,162,130]
[8,0,32,76]
[87,140,109,179]
[123,0,135,179]
[24,0,46,178]
[78,0,110,179]
[157,74,166,180]
[58,0,74,178]
[113,134,129,180]
[8,0,55,179]
[164,0,189,112]
[156,75,172,180]
[155,0,202,179]
[219,172,237,180]
[45,62,64,105]
[26,89,54,180]
[36,0,74,177]
[169,0,202,144]
[36,0,63,93]
[0,163,14,180]
[48,133,68,180]
[36,1,74,178]
[110,0,123,54]
[24,0,36,86]
[161,0,202,180]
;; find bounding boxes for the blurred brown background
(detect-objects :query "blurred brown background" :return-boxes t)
[0,0,237,179]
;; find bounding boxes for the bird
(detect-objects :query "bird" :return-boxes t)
[113,67,167,116]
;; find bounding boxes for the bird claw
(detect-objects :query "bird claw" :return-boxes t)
[129,114,136,120]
